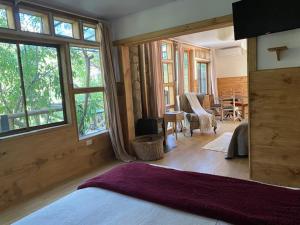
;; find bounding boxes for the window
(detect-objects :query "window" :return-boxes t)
[83,25,97,41]
[0,4,14,29]
[183,51,190,93]
[0,8,8,28]
[197,62,208,94]
[19,9,49,34]
[54,17,79,39]
[161,41,175,111]
[70,46,106,138]
[0,41,66,137]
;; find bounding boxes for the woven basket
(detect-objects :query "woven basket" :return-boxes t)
[132,135,164,161]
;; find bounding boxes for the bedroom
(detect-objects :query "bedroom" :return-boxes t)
[1,0,300,225]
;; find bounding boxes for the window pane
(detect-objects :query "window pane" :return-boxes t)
[75,92,106,137]
[83,26,96,41]
[163,63,168,83]
[164,87,170,105]
[54,19,73,37]
[183,51,189,93]
[0,8,8,28]
[20,44,65,127]
[19,12,42,33]
[0,42,26,134]
[162,43,168,60]
[200,63,208,94]
[70,47,103,88]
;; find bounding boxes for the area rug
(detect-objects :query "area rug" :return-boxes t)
[78,163,300,225]
[202,132,233,153]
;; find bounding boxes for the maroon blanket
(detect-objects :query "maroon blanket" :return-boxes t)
[78,163,300,225]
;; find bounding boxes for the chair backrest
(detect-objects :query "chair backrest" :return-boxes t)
[179,93,206,113]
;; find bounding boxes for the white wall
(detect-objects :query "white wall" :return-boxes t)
[257,28,300,70]
[215,48,247,78]
[111,0,300,71]
[111,0,236,40]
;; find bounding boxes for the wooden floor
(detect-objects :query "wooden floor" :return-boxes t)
[0,120,248,225]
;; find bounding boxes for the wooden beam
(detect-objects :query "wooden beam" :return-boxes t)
[118,46,135,155]
[247,37,257,180]
[113,14,233,46]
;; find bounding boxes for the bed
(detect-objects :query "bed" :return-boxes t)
[13,163,300,225]
[13,187,229,225]
[226,122,248,159]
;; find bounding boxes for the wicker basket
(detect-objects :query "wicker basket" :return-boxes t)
[132,135,164,161]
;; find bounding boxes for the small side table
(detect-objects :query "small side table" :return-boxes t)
[163,111,185,141]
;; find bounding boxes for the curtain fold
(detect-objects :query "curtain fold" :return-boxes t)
[177,43,185,96]
[98,23,135,162]
[210,49,219,103]
[140,41,164,118]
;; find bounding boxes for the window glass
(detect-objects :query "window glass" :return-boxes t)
[183,51,189,93]
[83,26,96,41]
[75,92,106,137]
[0,8,8,28]
[0,42,66,136]
[70,47,103,88]
[19,12,43,33]
[0,42,26,134]
[54,19,73,37]
[20,44,65,127]
[200,63,208,94]
[162,43,168,60]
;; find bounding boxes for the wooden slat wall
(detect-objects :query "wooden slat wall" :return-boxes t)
[217,76,248,97]
[0,127,113,210]
[250,67,300,187]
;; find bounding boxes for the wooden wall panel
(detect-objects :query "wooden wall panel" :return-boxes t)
[249,67,300,187]
[217,76,248,97]
[0,127,113,210]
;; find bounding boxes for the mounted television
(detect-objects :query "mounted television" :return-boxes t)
[232,0,300,40]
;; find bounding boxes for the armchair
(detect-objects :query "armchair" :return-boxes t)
[179,94,217,136]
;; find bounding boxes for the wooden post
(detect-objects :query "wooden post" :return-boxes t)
[118,46,136,155]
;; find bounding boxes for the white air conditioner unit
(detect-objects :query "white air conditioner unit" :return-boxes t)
[216,46,243,57]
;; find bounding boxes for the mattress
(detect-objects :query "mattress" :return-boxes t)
[13,187,231,225]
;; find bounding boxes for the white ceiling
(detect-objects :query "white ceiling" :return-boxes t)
[27,0,176,20]
[174,26,247,50]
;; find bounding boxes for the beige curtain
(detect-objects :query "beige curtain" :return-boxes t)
[140,41,165,118]
[98,23,135,162]
[177,43,185,96]
[210,49,219,103]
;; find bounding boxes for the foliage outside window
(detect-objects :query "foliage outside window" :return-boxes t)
[19,10,49,34]
[0,41,66,136]
[70,46,107,138]
[161,41,175,111]
[0,8,8,28]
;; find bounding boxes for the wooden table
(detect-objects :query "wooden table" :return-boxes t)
[163,111,185,141]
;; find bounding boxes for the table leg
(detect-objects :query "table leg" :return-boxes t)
[175,120,178,140]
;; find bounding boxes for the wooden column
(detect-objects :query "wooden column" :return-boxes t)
[247,37,257,181]
[118,46,135,155]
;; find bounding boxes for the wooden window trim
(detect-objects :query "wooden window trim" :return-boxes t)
[0,40,67,138]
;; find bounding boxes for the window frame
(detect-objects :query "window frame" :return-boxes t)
[0,39,67,138]
[0,2,15,30]
[82,23,98,42]
[53,16,80,39]
[18,8,50,34]
[69,45,108,140]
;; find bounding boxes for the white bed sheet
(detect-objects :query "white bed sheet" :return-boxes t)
[13,187,231,225]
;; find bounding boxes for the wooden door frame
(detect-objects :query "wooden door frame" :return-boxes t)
[116,15,257,180]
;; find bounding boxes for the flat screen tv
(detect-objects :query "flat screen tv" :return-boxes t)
[233,0,300,40]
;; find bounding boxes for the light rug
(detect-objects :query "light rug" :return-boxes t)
[202,132,233,153]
